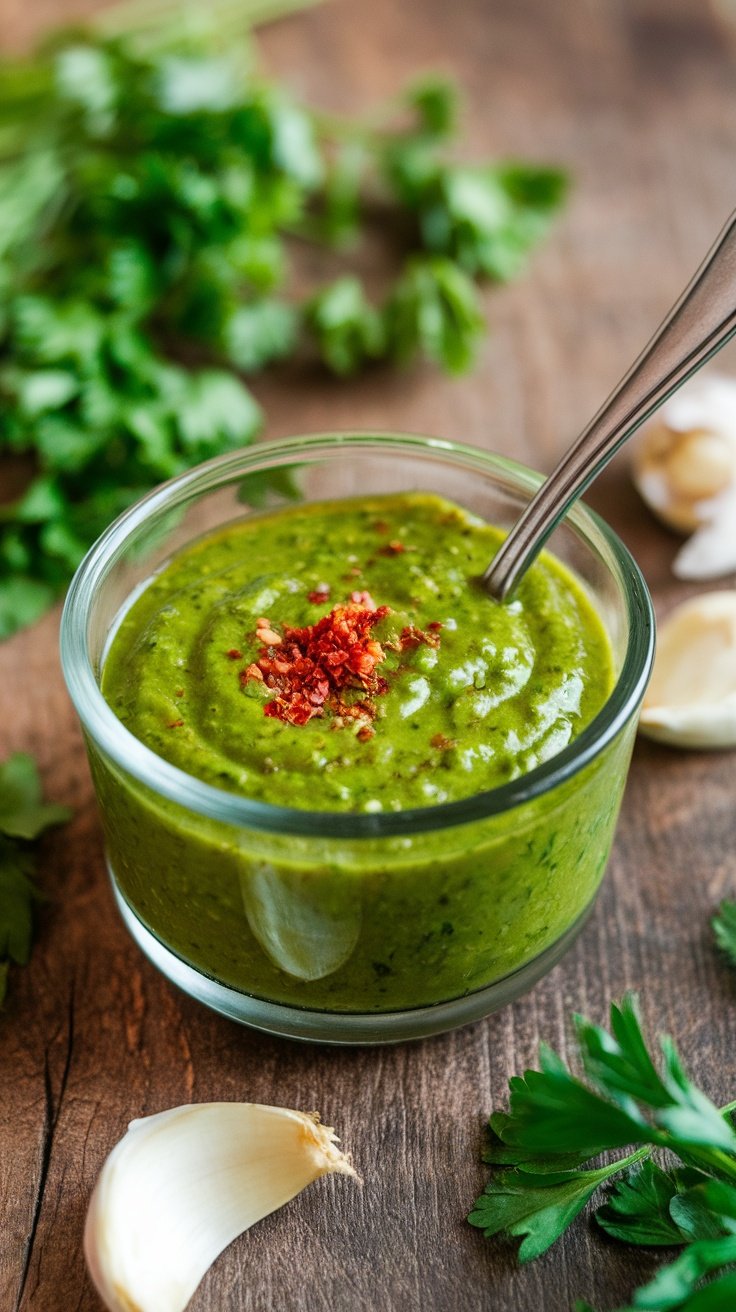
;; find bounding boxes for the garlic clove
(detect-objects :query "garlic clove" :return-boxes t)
[241,862,362,981]
[632,372,736,536]
[84,1103,357,1312]
[639,591,736,748]
[672,490,736,580]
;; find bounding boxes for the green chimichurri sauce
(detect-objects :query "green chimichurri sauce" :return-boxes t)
[102,492,613,810]
[95,492,629,1014]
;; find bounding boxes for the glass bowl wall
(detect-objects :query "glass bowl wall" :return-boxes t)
[61,434,654,1043]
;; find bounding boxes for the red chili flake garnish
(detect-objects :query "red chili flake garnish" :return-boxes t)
[255,619,283,647]
[308,584,331,604]
[333,692,381,721]
[357,725,375,742]
[241,600,392,727]
[427,621,444,633]
[175,688,185,698]
[167,719,185,729]
[227,648,243,660]
[431,732,456,750]
[389,623,442,652]
[377,540,406,556]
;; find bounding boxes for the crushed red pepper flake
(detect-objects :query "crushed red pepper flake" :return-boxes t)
[431,732,456,750]
[308,584,331,604]
[427,620,444,633]
[227,648,243,660]
[241,599,393,728]
[377,540,406,556]
[386,623,442,653]
[166,718,185,729]
[255,619,283,646]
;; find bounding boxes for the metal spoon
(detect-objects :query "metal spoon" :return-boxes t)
[483,210,736,600]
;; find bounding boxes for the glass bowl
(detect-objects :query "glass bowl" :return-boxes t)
[60,434,654,1044]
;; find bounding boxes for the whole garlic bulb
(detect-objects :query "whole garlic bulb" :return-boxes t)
[632,373,736,579]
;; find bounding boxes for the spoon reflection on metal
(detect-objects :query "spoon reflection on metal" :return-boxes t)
[483,210,736,601]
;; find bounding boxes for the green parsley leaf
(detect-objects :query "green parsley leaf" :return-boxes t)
[596,1161,703,1247]
[313,141,367,246]
[487,1036,647,1162]
[482,1123,587,1171]
[669,1182,735,1243]
[0,753,70,1003]
[54,45,118,136]
[385,255,484,373]
[0,0,566,639]
[224,300,298,372]
[681,1273,736,1310]
[713,899,736,968]
[0,752,71,839]
[469,990,736,1300]
[306,276,385,376]
[701,1179,736,1229]
[655,1038,736,1154]
[468,1151,647,1262]
[403,76,459,140]
[0,839,37,973]
[576,995,736,1154]
[14,369,79,416]
[175,370,262,456]
[0,577,56,639]
[397,159,568,281]
[628,1236,736,1310]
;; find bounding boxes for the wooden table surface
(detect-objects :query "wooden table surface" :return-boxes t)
[2,0,736,1308]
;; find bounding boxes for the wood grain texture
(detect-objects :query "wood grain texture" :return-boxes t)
[1,0,736,1309]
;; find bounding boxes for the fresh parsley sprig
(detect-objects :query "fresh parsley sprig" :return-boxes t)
[469,993,736,1310]
[0,753,71,1005]
[0,0,566,638]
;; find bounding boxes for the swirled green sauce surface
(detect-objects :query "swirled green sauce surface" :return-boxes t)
[96,491,627,1014]
[102,492,613,809]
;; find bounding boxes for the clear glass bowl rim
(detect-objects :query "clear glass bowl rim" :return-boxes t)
[60,431,655,839]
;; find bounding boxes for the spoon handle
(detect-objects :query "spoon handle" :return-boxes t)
[483,210,736,599]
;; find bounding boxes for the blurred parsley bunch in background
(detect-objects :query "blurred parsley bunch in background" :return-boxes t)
[0,0,567,638]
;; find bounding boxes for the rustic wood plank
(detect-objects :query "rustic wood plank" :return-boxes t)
[2,0,736,1309]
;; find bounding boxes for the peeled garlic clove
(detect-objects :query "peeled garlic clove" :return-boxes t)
[639,591,736,748]
[673,491,736,580]
[84,1103,357,1312]
[632,373,736,536]
[241,862,362,980]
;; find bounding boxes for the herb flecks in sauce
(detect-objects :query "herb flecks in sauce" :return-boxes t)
[102,492,614,813]
[96,493,631,1011]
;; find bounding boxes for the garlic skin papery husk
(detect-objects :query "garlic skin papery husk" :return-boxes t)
[639,591,736,748]
[84,1103,357,1312]
[632,373,736,579]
